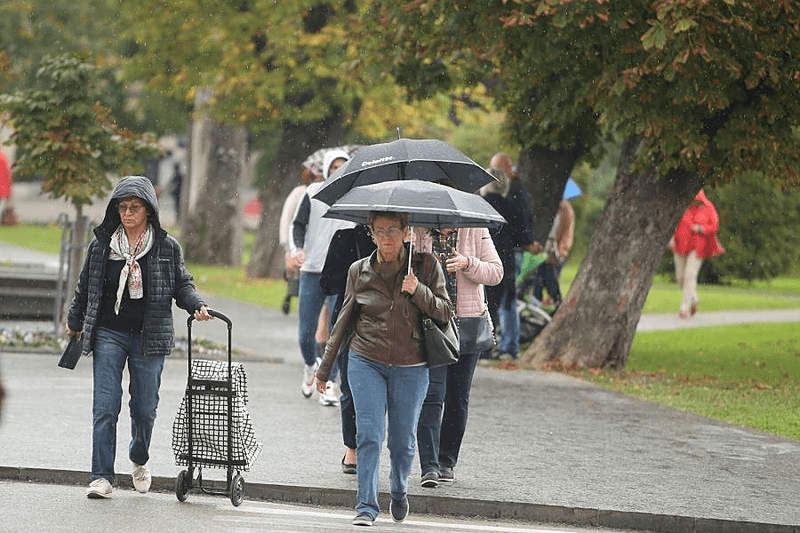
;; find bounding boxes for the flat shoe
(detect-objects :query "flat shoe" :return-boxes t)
[341,455,357,475]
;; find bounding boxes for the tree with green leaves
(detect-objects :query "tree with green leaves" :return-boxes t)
[118,0,493,274]
[377,0,800,368]
[119,1,368,272]
[0,54,158,290]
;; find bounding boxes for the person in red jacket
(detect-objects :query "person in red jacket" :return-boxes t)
[0,149,14,225]
[669,190,725,318]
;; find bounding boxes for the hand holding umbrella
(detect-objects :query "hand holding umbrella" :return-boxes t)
[324,179,505,274]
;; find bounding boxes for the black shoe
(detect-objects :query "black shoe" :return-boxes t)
[420,470,439,488]
[439,466,454,482]
[352,513,374,526]
[282,298,291,315]
[341,455,357,475]
[390,497,409,523]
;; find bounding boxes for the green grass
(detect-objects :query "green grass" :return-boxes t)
[0,222,63,255]
[573,323,800,440]
[188,262,288,310]
[558,263,800,313]
[3,223,799,440]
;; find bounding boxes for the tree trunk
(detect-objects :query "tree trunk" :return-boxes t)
[66,204,85,308]
[182,118,247,265]
[247,118,348,279]
[521,137,702,368]
[517,144,583,243]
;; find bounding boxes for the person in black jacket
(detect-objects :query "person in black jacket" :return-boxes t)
[481,164,534,360]
[319,224,375,475]
[67,176,211,499]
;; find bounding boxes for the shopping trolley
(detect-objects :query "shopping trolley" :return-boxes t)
[171,309,262,506]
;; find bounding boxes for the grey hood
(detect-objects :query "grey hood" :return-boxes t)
[95,175,164,242]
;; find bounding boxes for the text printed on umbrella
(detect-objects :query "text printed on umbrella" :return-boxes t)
[361,156,396,167]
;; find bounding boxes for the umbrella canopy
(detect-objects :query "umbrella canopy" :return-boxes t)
[302,144,361,178]
[564,177,582,200]
[323,180,506,229]
[313,138,497,205]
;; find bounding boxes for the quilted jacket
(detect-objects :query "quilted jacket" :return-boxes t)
[67,176,205,357]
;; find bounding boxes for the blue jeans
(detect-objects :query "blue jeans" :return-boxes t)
[348,352,429,519]
[417,351,480,475]
[297,272,336,369]
[91,327,165,483]
[498,277,520,355]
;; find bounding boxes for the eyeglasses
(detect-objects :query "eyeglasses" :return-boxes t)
[371,227,403,238]
[117,203,145,214]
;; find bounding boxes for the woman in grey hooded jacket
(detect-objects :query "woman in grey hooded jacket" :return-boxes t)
[67,176,211,499]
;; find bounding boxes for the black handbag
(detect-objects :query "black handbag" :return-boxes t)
[458,311,495,354]
[58,337,83,370]
[422,315,460,368]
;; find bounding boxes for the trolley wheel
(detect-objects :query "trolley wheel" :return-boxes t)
[175,470,190,502]
[230,474,245,507]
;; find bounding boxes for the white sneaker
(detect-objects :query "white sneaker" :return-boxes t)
[301,364,316,398]
[86,478,113,499]
[318,381,339,406]
[131,462,151,493]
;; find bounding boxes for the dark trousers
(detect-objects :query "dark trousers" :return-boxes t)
[417,351,481,474]
[533,262,563,304]
[338,350,357,450]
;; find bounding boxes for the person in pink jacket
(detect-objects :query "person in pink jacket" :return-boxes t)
[414,226,503,487]
[669,190,725,318]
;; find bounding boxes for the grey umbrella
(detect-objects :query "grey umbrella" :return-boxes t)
[312,138,497,205]
[323,179,505,273]
[323,179,506,229]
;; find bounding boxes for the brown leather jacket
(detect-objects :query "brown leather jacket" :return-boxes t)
[316,245,452,381]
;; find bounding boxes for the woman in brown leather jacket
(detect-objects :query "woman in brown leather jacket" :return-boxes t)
[315,211,452,526]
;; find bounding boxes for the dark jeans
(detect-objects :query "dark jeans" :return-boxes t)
[337,350,356,450]
[417,351,481,475]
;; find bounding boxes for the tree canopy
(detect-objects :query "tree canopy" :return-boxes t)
[375,0,800,368]
[380,0,800,186]
[118,0,492,141]
[0,54,158,206]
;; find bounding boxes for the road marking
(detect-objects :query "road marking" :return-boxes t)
[212,500,590,532]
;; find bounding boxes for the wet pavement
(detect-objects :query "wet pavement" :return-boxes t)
[1,186,799,531]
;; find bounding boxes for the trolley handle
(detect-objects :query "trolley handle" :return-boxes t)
[187,308,232,327]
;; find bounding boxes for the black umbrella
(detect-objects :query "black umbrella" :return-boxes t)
[312,138,497,205]
[323,180,506,229]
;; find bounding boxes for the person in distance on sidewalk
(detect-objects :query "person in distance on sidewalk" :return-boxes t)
[668,189,725,319]
[67,176,212,499]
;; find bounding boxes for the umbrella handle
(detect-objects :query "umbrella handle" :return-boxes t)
[408,225,413,274]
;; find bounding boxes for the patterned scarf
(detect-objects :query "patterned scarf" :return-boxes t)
[430,228,458,308]
[108,224,154,315]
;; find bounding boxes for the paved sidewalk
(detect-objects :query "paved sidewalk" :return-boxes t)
[1,245,800,530]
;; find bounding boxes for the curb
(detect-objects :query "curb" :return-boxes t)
[1,466,795,533]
